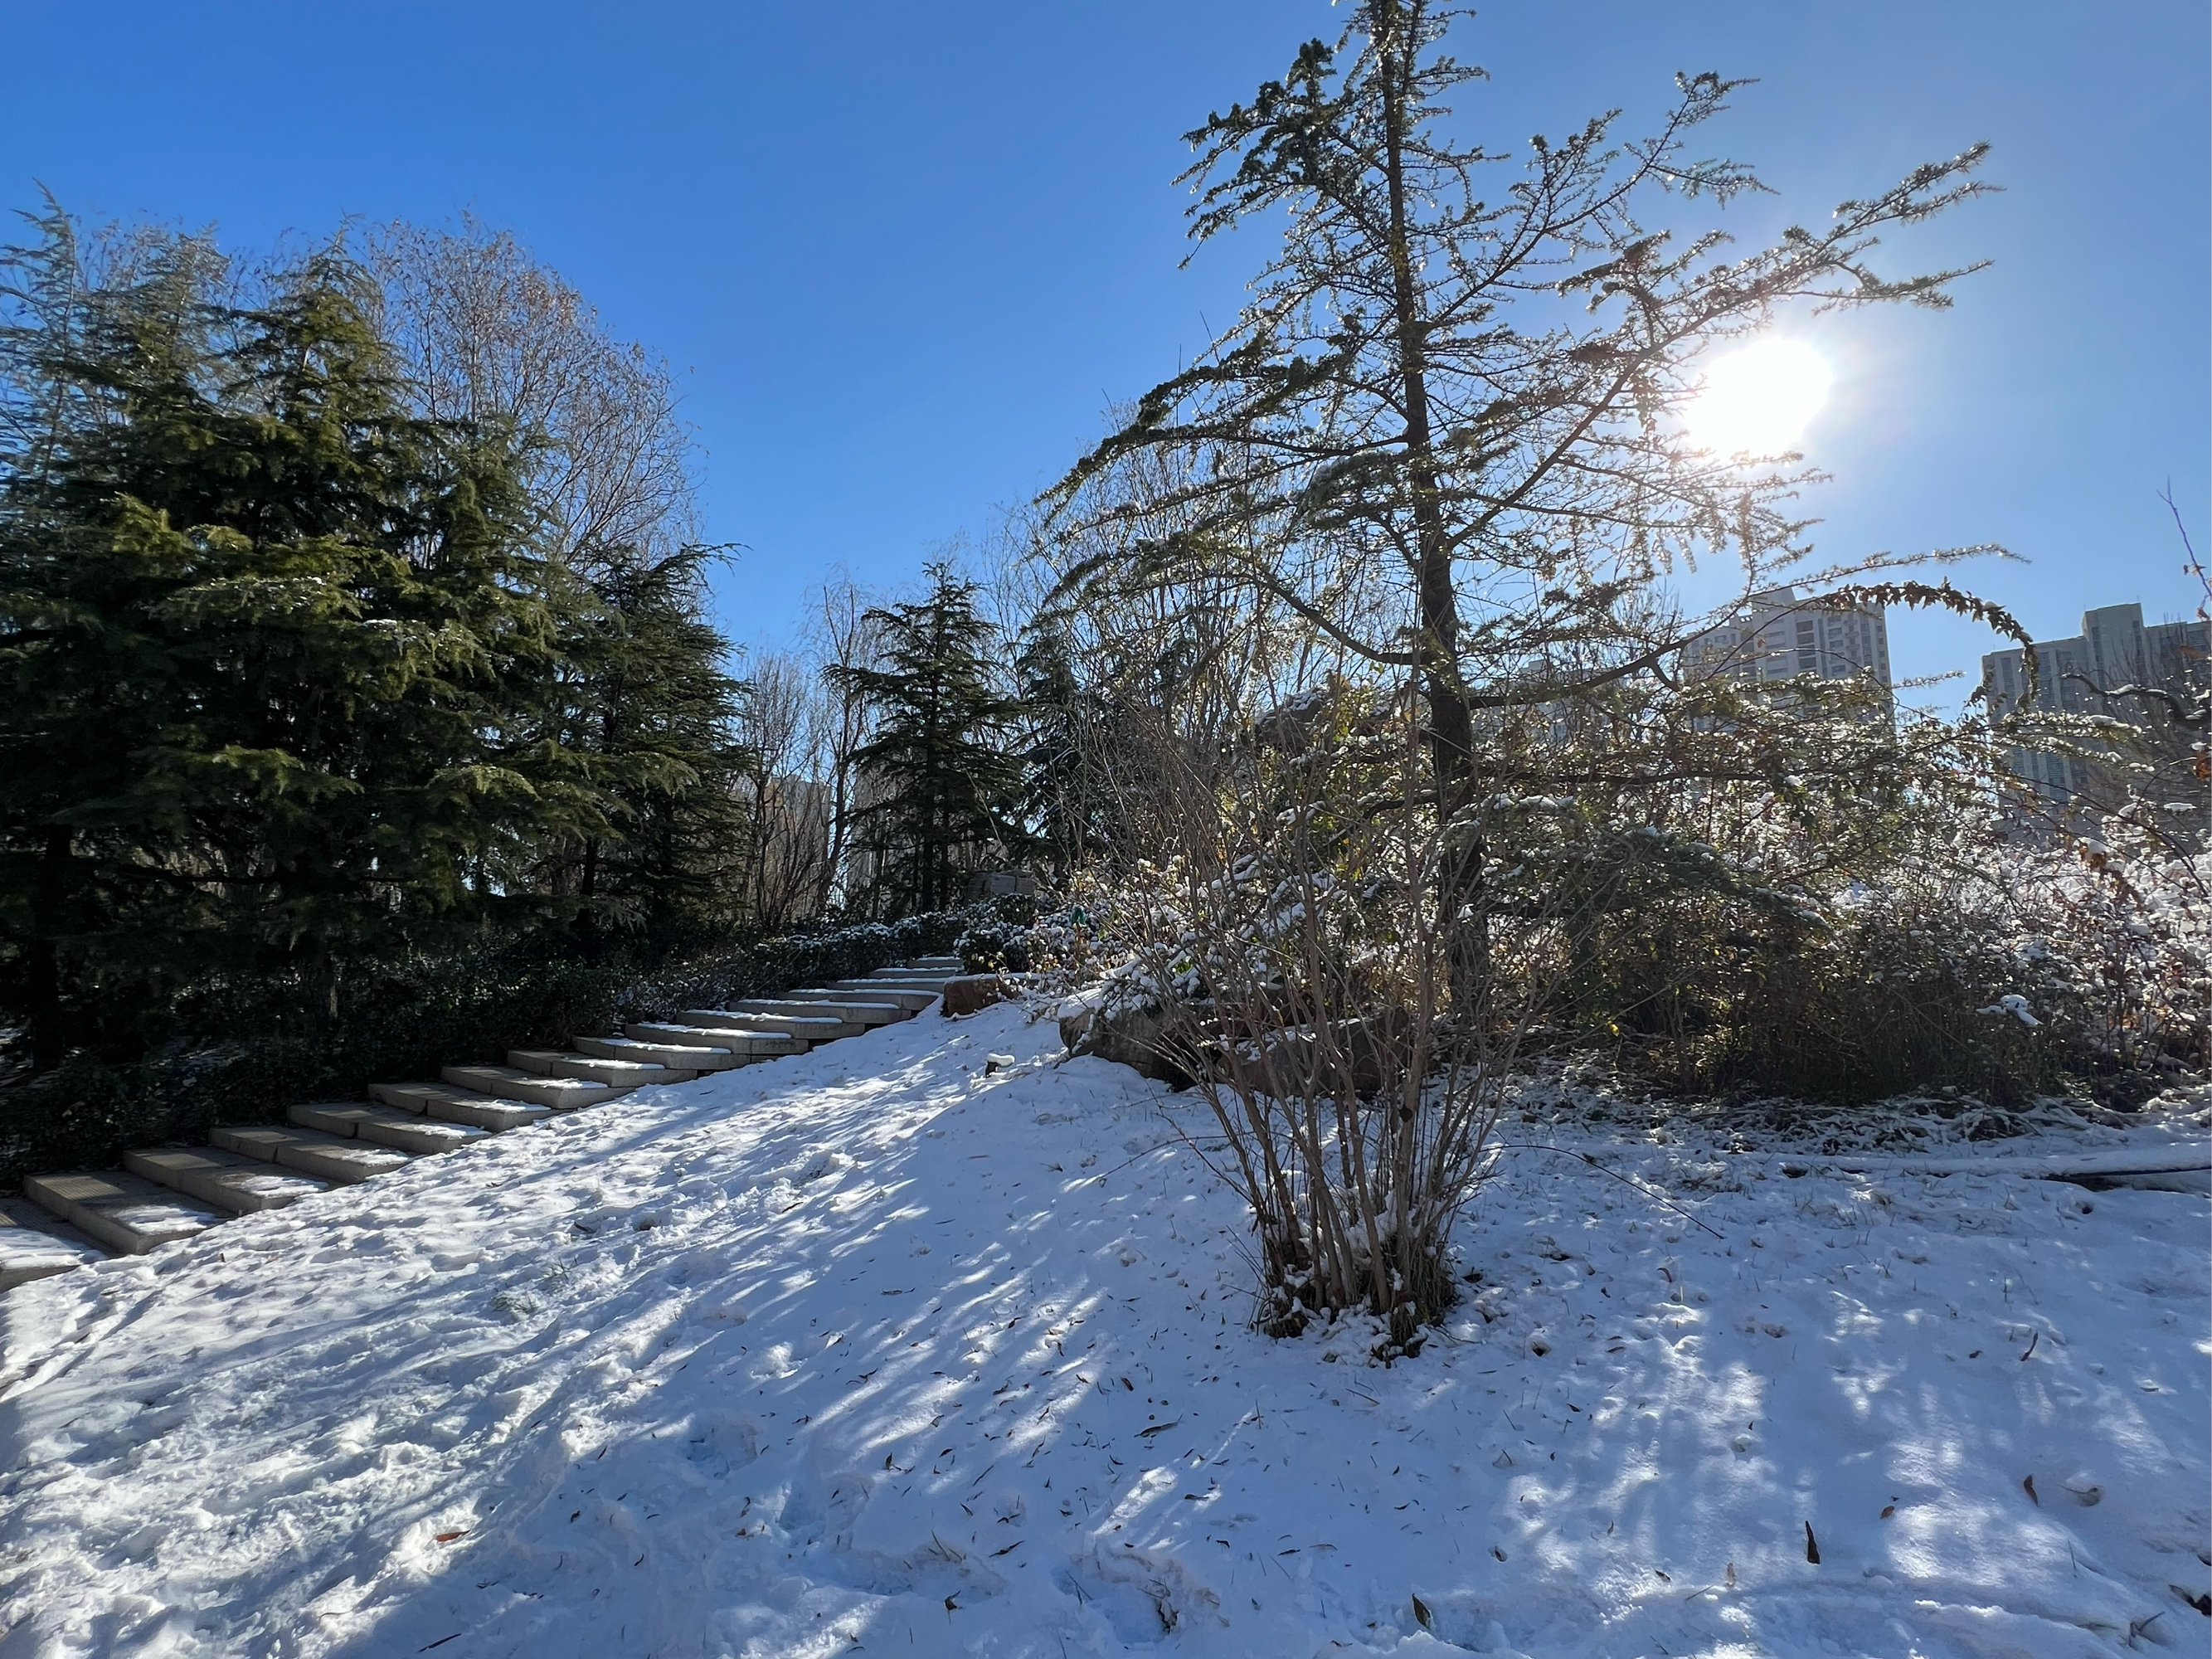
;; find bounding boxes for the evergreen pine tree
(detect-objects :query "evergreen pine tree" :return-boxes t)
[1011,619,1104,881]
[0,208,610,1063]
[828,565,1023,916]
[538,541,752,957]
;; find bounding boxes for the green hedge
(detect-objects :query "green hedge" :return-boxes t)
[0,911,970,1190]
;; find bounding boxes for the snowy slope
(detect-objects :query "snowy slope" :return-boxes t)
[0,1002,2205,1658]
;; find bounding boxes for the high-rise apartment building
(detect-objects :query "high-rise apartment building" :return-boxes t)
[1684,586,1894,702]
[1979,601,2210,812]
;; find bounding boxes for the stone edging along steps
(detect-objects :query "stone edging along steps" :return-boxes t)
[0,957,966,1292]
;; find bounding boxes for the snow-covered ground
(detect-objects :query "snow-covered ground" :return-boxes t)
[0,1002,2205,1658]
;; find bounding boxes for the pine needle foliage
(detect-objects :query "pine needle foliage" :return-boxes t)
[535,540,753,957]
[0,205,614,1064]
[1010,618,1114,882]
[829,564,1023,916]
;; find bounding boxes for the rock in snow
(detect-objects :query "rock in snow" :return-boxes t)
[0,1003,2204,1657]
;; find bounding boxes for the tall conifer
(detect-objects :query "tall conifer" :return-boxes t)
[538,541,752,956]
[829,565,1022,916]
[1012,620,1105,881]
[0,211,608,1063]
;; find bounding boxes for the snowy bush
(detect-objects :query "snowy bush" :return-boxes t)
[1067,691,1609,1353]
[1045,679,2206,1351]
[955,894,1043,973]
[1558,769,2210,1105]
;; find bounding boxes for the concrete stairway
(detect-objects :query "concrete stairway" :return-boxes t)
[5,958,959,1283]
[3,1191,137,1285]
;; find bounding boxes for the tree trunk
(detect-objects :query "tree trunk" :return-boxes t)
[1376,2,1472,806]
[26,824,72,1072]
[1377,2,1485,985]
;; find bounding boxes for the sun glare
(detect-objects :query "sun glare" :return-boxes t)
[1686,338,1833,458]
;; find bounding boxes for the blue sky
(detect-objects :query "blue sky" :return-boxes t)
[2,1,2204,693]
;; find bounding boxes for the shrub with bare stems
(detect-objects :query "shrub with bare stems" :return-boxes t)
[1092,691,1606,1354]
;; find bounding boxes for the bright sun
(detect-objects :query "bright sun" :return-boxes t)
[1685,338,1833,458]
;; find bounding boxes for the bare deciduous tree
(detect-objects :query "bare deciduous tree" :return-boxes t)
[807,572,886,915]
[365,216,697,572]
[1019,437,1354,867]
[737,650,834,932]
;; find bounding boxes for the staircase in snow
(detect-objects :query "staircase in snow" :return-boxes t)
[0,958,963,1291]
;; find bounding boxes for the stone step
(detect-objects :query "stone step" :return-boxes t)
[507,1048,691,1087]
[767,990,915,1021]
[288,1101,492,1155]
[573,1034,746,1071]
[211,1124,413,1185]
[440,1065,627,1110]
[0,1196,105,1287]
[24,1170,220,1255]
[908,956,965,970]
[857,975,950,991]
[729,996,906,1026]
[367,1082,554,1131]
[626,1022,806,1057]
[821,981,940,1011]
[677,1007,858,1042]
[124,1145,332,1214]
